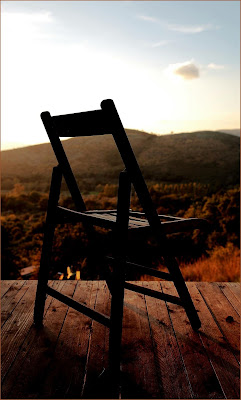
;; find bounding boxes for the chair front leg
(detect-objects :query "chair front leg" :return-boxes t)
[109,169,131,397]
[34,165,62,326]
[34,223,56,325]
[109,257,126,397]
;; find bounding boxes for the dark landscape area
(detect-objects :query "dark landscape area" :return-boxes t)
[1,129,240,281]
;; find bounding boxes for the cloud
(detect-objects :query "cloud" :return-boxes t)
[167,60,200,80]
[167,23,214,34]
[3,10,54,25]
[2,10,54,42]
[151,40,169,48]
[207,63,225,70]
[137,15,158,23]
[137,17,217,35]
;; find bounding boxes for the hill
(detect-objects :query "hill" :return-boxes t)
[1,129,240,193]
[216,129,240,137]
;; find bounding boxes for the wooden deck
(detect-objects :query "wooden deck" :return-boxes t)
[1,280,240,399]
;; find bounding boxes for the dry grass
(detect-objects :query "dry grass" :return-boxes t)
[180,244,240,282]
[139,245,240,282]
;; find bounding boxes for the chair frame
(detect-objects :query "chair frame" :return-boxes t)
[34,99,205,395]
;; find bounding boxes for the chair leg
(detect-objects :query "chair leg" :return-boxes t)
[164,255,201,330]
[109,261,125,397]
[34,223,56,326]
[34,165,62,326]
[108,169,131,397]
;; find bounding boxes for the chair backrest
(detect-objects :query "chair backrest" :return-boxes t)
[41,99,162,235]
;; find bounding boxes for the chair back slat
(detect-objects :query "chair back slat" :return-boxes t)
[51,109,112,137]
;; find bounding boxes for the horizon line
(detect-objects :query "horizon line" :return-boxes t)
[1,127,240,152]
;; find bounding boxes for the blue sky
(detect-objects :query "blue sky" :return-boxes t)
[1,1,240,149]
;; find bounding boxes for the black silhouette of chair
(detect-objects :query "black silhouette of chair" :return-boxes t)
[34,99,208,396]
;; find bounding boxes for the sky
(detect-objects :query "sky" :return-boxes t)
[1,1,240,150]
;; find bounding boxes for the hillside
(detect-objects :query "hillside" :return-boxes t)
[1,129,239,192]
[217,129,240,137]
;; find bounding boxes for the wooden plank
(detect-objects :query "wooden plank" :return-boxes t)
[1,280,57,393]
[1,280,26,307]
[1,281,240,399]
[217,283,240,316]
[161,281,225,399]
[1,281,38,382]
[144,281,193,399]
[1,280,29,327]
[39,281,98,399]
[121,282,161,399]
[82,281,112,399]
[1,280,16,298]
[189,283,240,399]
[227,282,240,300]
[4,280,77,399]
[197,282,240,362]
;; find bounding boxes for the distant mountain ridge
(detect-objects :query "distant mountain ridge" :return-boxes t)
[1,129,240,192]
[216,129,240,137]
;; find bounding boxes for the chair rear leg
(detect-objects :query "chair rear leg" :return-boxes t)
[34,223,56,326]
[164,255,201,330]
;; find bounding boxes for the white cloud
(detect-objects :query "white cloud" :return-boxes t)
[167,23,215,34]
[207,63,225,70]
[2,10,54,27]
[137,15,159,23]
[151,40,169,48]
[166,60,200,80]
[1,10,54,42]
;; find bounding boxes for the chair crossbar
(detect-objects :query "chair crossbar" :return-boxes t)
[106,256,172,281]
[124,282,183,306]
[51,109,112,137]
[46,285,110,327]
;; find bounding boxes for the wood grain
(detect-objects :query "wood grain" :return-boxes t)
[161,281,225,399]
[197,282,240,362]
[1,281,240,399]
[1,281,16,298]
[6,280,76,399]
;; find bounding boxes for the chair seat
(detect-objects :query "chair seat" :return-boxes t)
[55,206,208,236]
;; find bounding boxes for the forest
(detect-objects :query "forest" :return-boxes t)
[1,180,239,281]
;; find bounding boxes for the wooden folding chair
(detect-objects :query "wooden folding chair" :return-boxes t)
[34,99,208,396]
